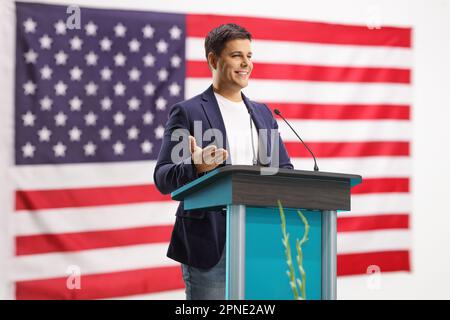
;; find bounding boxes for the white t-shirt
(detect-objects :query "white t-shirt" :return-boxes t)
[214,92,259,165]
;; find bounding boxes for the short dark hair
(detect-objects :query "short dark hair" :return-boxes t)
[204,23,252,59]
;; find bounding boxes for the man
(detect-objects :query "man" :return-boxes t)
[153,23,293,300]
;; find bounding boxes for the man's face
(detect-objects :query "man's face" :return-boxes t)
[210,39,253,91]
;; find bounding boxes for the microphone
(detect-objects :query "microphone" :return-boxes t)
[274,109,319,171]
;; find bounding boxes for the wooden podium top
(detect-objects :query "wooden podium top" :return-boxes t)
[172,165,362,211]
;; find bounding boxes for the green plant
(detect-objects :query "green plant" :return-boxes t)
[278,200,310,300]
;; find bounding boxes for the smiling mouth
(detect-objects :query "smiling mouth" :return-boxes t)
[235,71,249,77]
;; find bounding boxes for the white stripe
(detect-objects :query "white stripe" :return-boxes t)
[291,157,411,178]
[342,193,411,217]
[187,37,412,68]
[106,289,185,300]
[11,243,176,282]
[186,79,411,105]
[11,160,156,190]
[278,120,411,142]
[337,229,410,254]
[14,201,178,236]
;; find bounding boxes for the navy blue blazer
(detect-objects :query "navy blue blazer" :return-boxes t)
[153,85,293,268]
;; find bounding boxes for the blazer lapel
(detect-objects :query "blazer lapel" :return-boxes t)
[242,92,271,164]
[241,92,265,131]
[200,85,230,163]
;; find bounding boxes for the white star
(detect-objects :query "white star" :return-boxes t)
[23,18,37,33]
[24,49,38,64]
[22,111,35,126]
[54,20,66,35]
[100,67,112,81]
[69,36,83,51]
[69,96,82,111]
[84,141,97,156]
[113,141,125,155]
[157,68,169,81]
[127,126,139,140]
[113,82,126,96]
[37,127,51,142]
[84,81,98,96]
[154,125,165,139]
[99,126,111,140]
[84,21,98,36]
[85,51,98,66]
[140,140,153,154]
[23,80,36,95]
[70,66,83,81]
[54,112,67,126]
[39,34,53,49]
[168,82,181,96]
[143,53,155,67]
[171,55,182,68]
[68,126,82,141]
[142,25,155,39]
[128,38,141,52]
[40,96,53,111]
[143,82,155,96]
[22,142,36,158]
[100,97,112,110]
[54,50,68,65]
[84,111,97,126]
[53,142,67,157]
[54,81,67,96]
[113,111,126,126]
[169,25,182,40]
[143,111,154,125]
[114,23,126,37]
[156,39,169,53]
[127,97,141,111]
[128,68,141,81]
[156,97,167,110]
[99,37,112,51]
[40,65,53,80]
[113,52,126,67]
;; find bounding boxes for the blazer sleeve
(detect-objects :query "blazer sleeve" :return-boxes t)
[265,104,294,170]
[153,104,198,195]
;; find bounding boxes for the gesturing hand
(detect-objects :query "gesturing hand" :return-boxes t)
[189,135,228,174]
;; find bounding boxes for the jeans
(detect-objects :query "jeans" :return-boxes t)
[181,249,226,300]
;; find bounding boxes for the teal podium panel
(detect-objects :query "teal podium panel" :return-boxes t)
[244,206,322,300]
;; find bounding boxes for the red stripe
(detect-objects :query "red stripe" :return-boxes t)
[187,14,411,47]
[15,184,170,211]
[16,225,173,256]
[352,178,409,194]
[337,250,411,276]
[187,60,410,83]
[15,266,184,300]
[269,103,410,120]
[338,214,409,232]
[285,141,409,157]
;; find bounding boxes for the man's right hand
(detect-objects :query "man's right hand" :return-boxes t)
[189,135,228,174]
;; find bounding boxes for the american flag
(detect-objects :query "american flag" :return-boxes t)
[7,2,411,299]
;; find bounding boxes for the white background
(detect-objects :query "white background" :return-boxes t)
[1,0,449,299]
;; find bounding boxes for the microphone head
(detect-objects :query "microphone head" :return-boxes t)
[274,109,280,115]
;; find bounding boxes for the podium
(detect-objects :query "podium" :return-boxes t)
[171,165,362,300]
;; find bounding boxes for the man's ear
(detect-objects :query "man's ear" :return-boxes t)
[207,52,218,71]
